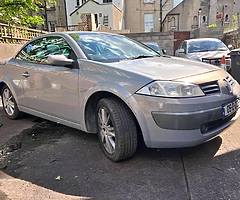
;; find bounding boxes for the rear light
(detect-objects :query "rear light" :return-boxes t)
[220,55,226,70]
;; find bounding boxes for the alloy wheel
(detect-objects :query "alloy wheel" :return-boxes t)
[98,107,116,154]
[2,88,15,116]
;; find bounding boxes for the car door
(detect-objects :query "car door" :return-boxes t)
[15,36,81,123]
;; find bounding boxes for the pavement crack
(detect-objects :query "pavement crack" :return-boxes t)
[180,151,192,200]
[211,166,224,173]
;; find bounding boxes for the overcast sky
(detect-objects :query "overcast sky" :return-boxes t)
[174,0,183,6]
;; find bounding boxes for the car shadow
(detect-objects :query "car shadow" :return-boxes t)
[1,120,240,200]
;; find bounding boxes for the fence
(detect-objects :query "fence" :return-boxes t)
[55,23,91,32]
[0,23,47,43]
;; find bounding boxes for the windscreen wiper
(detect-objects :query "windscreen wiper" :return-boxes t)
[127,55,157,60]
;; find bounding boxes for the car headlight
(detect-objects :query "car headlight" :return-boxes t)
[136,81,205,98]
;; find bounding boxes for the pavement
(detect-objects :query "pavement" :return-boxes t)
[0,103,240,200]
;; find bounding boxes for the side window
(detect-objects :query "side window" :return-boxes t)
[178,41,184,50]
[182,41,187,53]
[16,36,77,64]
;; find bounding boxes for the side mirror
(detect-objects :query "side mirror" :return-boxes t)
[47,55,74,67]
[177,49,186,54]
[228,44,233,50]
[162,49,167,54]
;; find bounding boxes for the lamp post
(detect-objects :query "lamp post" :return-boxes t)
[198,8,202,28]
[160,0,163,32]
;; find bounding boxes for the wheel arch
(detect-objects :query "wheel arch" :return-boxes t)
[84,91,143,140]
[0,81,5,92]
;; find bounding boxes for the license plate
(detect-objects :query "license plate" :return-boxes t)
[223,100,239,117]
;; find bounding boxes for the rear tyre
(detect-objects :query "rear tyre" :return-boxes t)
[1,85,21,119]
[97,98,138,162]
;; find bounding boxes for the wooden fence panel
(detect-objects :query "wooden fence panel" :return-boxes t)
[0,23,47,43]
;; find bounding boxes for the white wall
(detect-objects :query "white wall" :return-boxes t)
[66,0,123,26]
[71,1,114,28]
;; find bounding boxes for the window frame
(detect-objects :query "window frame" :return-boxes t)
[144,13,154,32]
[178,41,187,54]
[103,0,112,3]
[144,0,154,4]
[15,35,78,67]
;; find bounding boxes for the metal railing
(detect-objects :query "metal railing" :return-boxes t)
[0,23,47,43]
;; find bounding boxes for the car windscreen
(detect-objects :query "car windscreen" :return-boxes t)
[69,33,159,63]
[144,43,163,55]
[188,40,228,53]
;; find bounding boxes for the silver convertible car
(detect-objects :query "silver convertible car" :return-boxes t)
[0,32,240,161]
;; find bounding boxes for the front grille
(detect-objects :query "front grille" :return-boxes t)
[200,81,220,95]
[202,57,231,67]
[202,58,220,66]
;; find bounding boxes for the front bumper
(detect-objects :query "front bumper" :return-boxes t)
[130,92,240,148]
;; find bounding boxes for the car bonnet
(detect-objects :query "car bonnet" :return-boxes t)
[107,56,220,81]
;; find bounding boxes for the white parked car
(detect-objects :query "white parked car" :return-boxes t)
[175,38,231,71]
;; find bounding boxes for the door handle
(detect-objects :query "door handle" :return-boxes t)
[21,72,30,78]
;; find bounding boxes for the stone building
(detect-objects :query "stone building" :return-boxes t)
[208,0,240,33]
[124,0,174,33]
[162,0,240,35]
[162,0,210,32]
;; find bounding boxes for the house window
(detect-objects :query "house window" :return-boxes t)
[48,21,56,32]
[202,16,207,23]
[193,16,198,26]
[103,0,112,3]
[192,15,198,29]
[103,15,109,27]
[224,14,230,23]
[144,0,154,3]
[144,13,154,32]
[170,17,176,28]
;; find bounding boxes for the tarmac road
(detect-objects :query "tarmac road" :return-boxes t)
[0,105,240,200]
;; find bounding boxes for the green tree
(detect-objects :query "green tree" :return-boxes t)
[0,0,56,27]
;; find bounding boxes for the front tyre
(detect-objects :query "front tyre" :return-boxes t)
[1,85,21,119]
[97,98,138,162]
